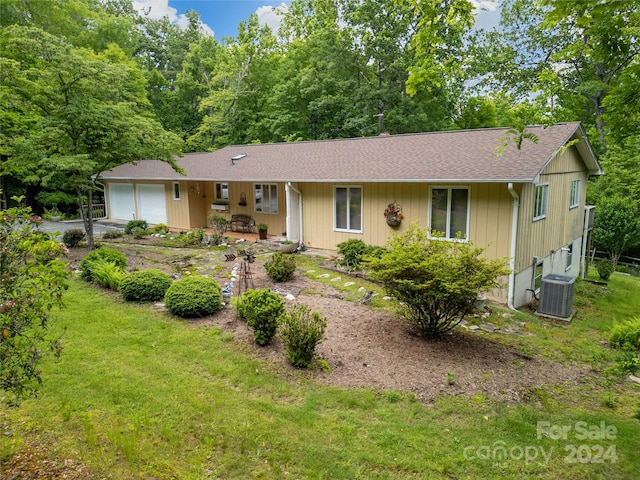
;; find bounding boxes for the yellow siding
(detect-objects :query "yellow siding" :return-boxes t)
[166,181,191,229]
[299,182,513,257]
[515,146,589,272]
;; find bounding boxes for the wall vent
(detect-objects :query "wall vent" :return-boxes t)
[539,274,575,318]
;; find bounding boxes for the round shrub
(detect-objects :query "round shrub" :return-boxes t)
[80,248,127,282]
[596,260,614,281]
[120,269,173,302]
[264,252,296,282]
[236,289,284,345]
[164,275,221,318]
[125,219,148,234]
[62,228,85,247]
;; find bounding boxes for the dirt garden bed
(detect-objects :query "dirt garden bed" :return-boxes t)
[65,237,589,403]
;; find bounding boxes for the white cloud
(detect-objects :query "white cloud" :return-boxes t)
[132,0,214,37]
[256,3,288,34]
[470,0,500,12]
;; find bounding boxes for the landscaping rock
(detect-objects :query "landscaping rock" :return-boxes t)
[480,323,496,333]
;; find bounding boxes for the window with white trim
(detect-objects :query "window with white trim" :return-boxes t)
[429,187,470,240]
[565,243,573,271]
[334,186,362,232]
[533,183,549,220]
[215,182,229,202]
[255,184,278,213]
[533,258,544,292]
[569,179,580,209]
[173,182,181,200]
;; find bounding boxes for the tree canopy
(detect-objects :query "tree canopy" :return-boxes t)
[0,0,638,254]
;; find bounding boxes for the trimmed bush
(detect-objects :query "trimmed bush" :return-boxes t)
[596,260,614,281]
[62,228,85,247]
[90,259,126,290]
[120,269,172,302]
[280,305,327,368]
[236,289,284,345]
[124,219,148,234]
[264,252,296,282]
[80,248,127,282]
[164,275,221,318]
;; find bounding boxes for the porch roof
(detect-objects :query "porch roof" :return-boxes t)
[101,122,601,183]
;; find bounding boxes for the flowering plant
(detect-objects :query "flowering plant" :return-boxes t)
[383,201,403,219]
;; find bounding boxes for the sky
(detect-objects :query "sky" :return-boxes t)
[132,0,501,40]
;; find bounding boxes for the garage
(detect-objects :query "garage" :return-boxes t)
[137,184,167,225]
[108,183,135,221]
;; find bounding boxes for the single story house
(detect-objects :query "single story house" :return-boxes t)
[101,122,602,309]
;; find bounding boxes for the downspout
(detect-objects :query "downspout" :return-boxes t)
[507,183,520,310]
[286,182,304,246]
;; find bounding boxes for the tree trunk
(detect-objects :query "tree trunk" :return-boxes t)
[78,186,95,250]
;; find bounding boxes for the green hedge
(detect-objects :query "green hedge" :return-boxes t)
[120,269,173,302]
[164,275,221,318]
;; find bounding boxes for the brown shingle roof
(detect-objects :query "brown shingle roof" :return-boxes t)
[101,122,600,183]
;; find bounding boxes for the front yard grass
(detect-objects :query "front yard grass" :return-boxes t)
[1,270,639,479]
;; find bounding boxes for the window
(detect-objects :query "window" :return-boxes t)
[215,182,229,202]
[173,182,181,200]
[569,179,580,209]
[334,186,362,232]
[255,184,278,213]
[533,184,549,220]
[565,243,573,271]
[429,187,469,240]
[533,258,544,292]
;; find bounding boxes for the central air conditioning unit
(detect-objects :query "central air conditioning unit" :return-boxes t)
[538,274,575,318]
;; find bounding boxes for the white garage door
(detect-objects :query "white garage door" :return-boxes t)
[108,183,135,221]
[137,184,167,225]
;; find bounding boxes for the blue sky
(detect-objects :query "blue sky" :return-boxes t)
[132,1,500,40]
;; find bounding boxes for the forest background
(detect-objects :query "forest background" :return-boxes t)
[1,0,638,255]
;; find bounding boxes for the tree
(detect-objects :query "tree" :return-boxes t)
[364,224,509,340]
[592,196,640,267]
[0,26,183,249]
[469,0,639,150]
[1,199,70,404]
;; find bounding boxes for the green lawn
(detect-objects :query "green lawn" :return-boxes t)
[1,271,639,479]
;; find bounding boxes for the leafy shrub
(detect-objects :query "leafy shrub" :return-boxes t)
[80,248,127,282]
[62,228,85,247]
[102,230,123,239]
[264,252,296,282]
[132,227,146,239]
[90,259,126,290]
[364,224,509,340]
[236,289,284,345]
[151,223,169,234]
[596,260,614,281]
[124,219,148,234]
[610,318,640,352]
[337,239,367,269]
[280,305,327,368]
[120,269,172,302]
[164,275,221,318]
[336,239,386,270]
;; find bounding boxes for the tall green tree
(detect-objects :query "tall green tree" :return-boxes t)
[0,26,183,249]
[592,196,640,267]
[470,0,639,149]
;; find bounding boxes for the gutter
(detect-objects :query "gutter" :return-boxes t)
[507,183,520,310]
[286,182,304,246]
